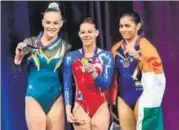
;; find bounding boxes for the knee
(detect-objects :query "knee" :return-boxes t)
[47,115,64,127]
[91,120,100,129]
[91,118,110,130]
[27,118,46,130]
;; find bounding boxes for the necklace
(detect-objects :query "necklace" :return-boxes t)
[81,47,98,64]
[34,32,62,51]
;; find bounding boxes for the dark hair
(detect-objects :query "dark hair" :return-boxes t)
[120,11,143,34]
[43,2,62,19]
[80,17,97,29]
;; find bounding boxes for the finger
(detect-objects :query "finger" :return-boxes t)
[83,64,93,71]
[85,67,95,73]
[17,43,27,54]
[128,52,134,56]
[84,63,93,67]
[68,113,76,121]
[67,116,74,123]
[68,118,76,123]
[86,69,93,73]
[136,50,141,53]
[15,48,20,54]
[16,45,23,53]
[70,114,76,120]
[124,50,128,55]
[17,48,23,53]
[22,42,27,48]
[18,42,27,50]
[16,47,24,55]
[85,63,95,69]
[18,43,24,48]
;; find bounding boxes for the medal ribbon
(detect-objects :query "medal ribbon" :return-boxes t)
[34,31,62,50]
[81,47,98,64]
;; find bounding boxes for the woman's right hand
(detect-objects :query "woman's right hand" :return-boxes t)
[109,105,119,122]
[66,105,76,123]
[14,42,27,65]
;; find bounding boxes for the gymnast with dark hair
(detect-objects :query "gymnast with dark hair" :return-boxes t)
[63,17,115,130]
[111,11,166,130]
[14,2,70,130]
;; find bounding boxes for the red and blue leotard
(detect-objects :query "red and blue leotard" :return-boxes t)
[63,48,114,117]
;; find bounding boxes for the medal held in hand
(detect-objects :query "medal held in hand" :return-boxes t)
[81,58,93,72]
[81,57,89,64]
[81,58,88,72]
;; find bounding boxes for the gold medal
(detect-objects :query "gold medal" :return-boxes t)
[81,58,88,73]
[81,58,89,64]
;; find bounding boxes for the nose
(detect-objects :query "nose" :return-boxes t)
[119,26,124,31]
[83,32,90,37]
[120,26,127,34]
[47,23,55,29]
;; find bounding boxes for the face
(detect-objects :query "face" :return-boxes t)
[119,16,140,41]
[42,11,63,39]
[79,23,99,46]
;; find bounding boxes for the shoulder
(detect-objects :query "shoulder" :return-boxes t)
[99,49,113,57]
[64,49,81,66]
[139,37,157,53]
[111,40,123,56]
[64,49,80,61]
[97,49,114,64]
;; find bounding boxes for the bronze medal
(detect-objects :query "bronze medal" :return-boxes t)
[123,59,130,68]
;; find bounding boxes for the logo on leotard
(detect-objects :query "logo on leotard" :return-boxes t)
[77,91,83,100]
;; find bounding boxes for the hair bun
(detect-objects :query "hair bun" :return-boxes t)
[48,2,59,10]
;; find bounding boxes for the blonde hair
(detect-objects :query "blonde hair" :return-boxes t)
[47,2,60,11]
[44,2,62,18]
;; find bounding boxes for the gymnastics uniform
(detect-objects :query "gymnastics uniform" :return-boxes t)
[112,37,166,130]
[63,49,114,117]
[21,32,68,114]
[112,37,143,110]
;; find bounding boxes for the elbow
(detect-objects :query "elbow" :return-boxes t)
[99,80,111,89]
[104,80,112,89]
[95,76,112,89]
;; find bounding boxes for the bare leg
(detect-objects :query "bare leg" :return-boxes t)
[72,102,91,130]
[117,97,136,130]
[25,97,46,130]
[46,95,65,130]
[134,100,139,121]
[91,101,110,130]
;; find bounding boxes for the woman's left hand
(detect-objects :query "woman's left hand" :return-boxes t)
[109,105,119,122]
[128,48,142,61]
[83,62,96,74]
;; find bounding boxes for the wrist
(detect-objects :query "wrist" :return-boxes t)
[137,56,142,61]
[91,71,98,78]
[66,105,72,113]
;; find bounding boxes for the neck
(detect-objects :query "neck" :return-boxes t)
[125,35,139,45]
[83,43,97,57]
[41,33,58,46]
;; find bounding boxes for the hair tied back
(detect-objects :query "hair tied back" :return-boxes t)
[48,2,59,11]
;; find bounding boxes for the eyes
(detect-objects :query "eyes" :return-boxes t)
[120,24,131,28]
[79,30,94,34]
[45,21,60,25]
